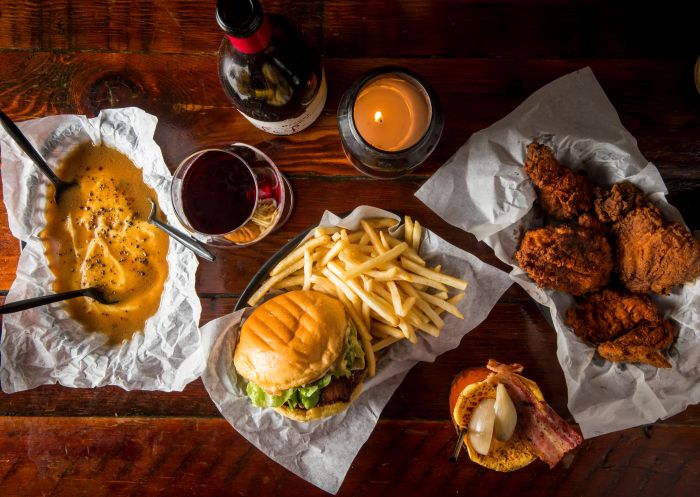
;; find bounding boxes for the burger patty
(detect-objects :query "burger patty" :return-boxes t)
[316,370,364,407]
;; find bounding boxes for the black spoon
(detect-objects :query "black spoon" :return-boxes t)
[147,199,216,262]
[0,109,77,201]
[0,287,115,315]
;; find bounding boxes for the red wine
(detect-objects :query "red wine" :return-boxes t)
[216,0,326,135]
[181,150,257,235]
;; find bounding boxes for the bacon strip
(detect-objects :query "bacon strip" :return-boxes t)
[487,360,583,468]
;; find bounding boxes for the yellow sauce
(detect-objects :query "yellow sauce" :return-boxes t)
[42,142,169,344]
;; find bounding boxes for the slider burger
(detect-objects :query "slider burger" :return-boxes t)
[449,360,582,471]
[234,290,366,421]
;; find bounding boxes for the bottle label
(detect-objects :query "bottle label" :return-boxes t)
[227,16,271,54]
[241,71,327,135]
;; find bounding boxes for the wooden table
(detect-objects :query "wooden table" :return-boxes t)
[1,1,699,495]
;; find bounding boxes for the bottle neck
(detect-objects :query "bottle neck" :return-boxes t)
[226,14,271,54]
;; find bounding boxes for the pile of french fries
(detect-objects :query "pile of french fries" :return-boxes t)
[247,216,468,377]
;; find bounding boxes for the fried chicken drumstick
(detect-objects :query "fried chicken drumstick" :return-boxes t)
[595,183,700,294]
[565,289,674,368]
[524,143,596,221]
[515,225,613,296]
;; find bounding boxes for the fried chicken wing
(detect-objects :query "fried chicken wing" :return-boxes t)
[515,225,613,296]
[596,322,674,368]
[596,182,700,294]
[524,143,596,221]
[565,289,674,368]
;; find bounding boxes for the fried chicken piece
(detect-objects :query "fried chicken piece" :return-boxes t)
[515,225,613,296]
[564,290,659,343]
[565,289,675,368]
[596,182,700,294]
[594,182,648,223]
[596,322,674,368]
[524,143,596,221]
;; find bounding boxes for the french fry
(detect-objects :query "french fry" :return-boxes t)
[249,258,305,305]
[412,220,422,251]
[272,274,305,290]
[383,233,425,266]
[378,231,391,251]
[401,257,468,290]
[362,276,372,330]
[371,322,404,339]
[417,290,464,319]
[270,235,330,276]
[361,220,387,255]
[402,296,417,316]
[326,262,399,326]
[373,336,401,352]
[405,273,448,292]
[404,215,414,245]
[387,281,403,317]
[315,226,341,237]
[302,249,312,291]
[342,242,408,280]
[320,239,347,267]
[449,293,465,305]
[398,319,417,343]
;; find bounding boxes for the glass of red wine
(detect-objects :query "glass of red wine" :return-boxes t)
[171,143,293,247]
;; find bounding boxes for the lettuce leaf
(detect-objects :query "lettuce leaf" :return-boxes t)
[244,321,367,410]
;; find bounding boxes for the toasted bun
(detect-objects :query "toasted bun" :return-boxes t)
[234,290,348,393]
[274,372,366,422]
[452,368,544,472]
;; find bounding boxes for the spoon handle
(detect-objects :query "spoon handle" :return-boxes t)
[0,289,94,314]
[150,218,216,262]
[0,109,62,188]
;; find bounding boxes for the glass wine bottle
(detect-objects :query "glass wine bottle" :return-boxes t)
[216,0,327,135]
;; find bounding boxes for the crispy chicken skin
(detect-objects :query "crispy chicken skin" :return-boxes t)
[524,143,596,220]
[595,182,700,294]
[565,289,674,368]
[515,225,613,296]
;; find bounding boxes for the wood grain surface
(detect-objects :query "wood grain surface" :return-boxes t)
[0,1,699,495]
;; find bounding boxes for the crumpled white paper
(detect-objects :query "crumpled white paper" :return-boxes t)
[0,107,203,392]
[201,206,513,494]
[416,67,700,438]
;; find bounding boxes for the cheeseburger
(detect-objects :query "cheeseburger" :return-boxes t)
[234,290,366,421]
[450,360,582,471]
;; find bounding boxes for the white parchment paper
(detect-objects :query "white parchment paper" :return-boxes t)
[201,206,513,494]
[0,107,203,392]
[416,67,700,438]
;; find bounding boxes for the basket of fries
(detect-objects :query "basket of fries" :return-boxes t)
[240,214,468,377]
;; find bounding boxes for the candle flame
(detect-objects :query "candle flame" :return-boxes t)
[374,111,383,124]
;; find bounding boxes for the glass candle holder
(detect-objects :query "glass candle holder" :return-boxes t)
[171,143,293,248]
[337,66,444,178]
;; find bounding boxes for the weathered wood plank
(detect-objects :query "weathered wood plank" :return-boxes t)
[0,417,697,497]
[0,54,697,180]
[0,1,697,62]
[0,0,323,55]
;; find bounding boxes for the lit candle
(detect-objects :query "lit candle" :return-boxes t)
[337,67,444,178]
[353,76,432,152]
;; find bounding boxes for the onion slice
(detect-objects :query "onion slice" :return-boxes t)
[468,398,496,455]
[494,383,517,442]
